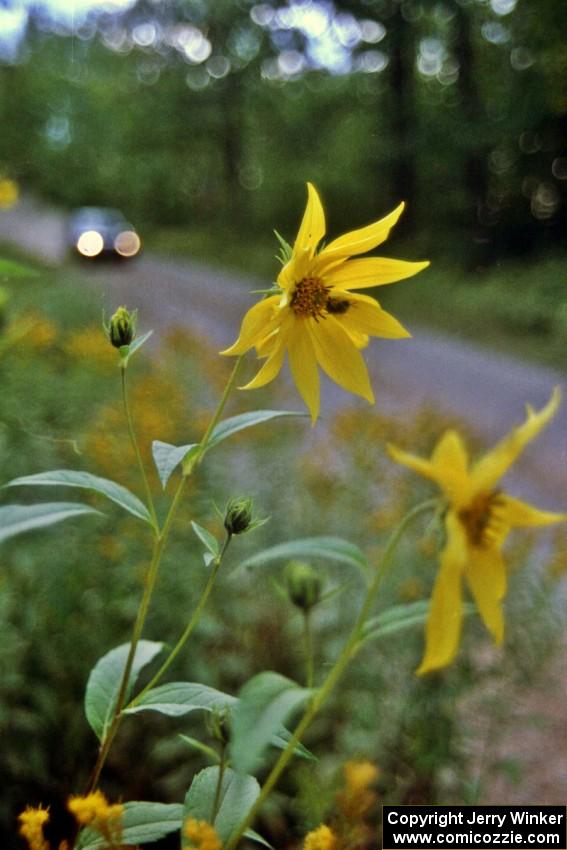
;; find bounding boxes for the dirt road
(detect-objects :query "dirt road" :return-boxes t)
[2,195,565,505]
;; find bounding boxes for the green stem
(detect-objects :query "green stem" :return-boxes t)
[130,534,232,705]
[85,479,186,795]
[303,610,314,689]
[211,744,228,822]
[83,359,243,800]
[223,498,438,850]
[183,356,243,475]
[121,366,159,532]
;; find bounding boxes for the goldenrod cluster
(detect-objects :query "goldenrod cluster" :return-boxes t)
[302,760,379,850]
[337,760,379,822]
[67,791,123,849]
[17,806,50,850]
[64,327,117,372]
[183,817,221,850]
[303,824,338,850]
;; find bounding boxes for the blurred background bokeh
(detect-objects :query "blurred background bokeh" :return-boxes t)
[1,1,567,849]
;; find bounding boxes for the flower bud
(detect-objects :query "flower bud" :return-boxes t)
[107,306,136,348]
[224,496,255,536]
[285,561,322,612]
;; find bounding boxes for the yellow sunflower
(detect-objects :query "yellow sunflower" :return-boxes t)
[221,183,429,422]
[388,387,565,674]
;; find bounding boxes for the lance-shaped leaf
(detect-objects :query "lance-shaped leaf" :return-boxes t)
[191,521,220,559]
[125,681,237,717]
[85,640,163,741]
[125,681,315,761]
[237,536,368,575]
[125,329,153,360]
[230,672,311,775]
[152,441,197,489]
[206,410,306,451]
[76,802,182,850]
[361,601,476,646]
[0,502,101,544]
[6,470,153,525]
[184,766,260,842]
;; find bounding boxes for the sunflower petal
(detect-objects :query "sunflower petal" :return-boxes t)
[308,315,374,404]
[338,292,411,339]
[387,443,438,483]
[240,343,286,390]
[471,387,561,493]
[325,256,430,290]
[430,431,473,507]
[417,511,467,675]
[293,182,326,259]
[287,321,320,423]
[220,296,280,356]
[499,494,567,527]
[465,547,506,645]
[320,202,405,259]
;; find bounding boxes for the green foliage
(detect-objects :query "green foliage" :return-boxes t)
[76,801,183,849]
[0,501,101,543]
[85,641,164,740]
[6,469,153,525]
[238,536,369,576]
[125,681,236,719]
[230,672,311,775]
[183,766,260,842]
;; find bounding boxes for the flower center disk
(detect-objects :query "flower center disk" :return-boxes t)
[290,276,330,318]
[458,491,503,547]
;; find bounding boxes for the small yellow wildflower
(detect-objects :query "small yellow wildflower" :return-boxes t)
[388,387,566,674]
[337,760,379,822]
[17,806,50,850]
[0,177,18,209]
[343,760,379,793]
[183,818,221,850]
[67,792,123,848]
[303,824,338,850]
[222,183,429,422]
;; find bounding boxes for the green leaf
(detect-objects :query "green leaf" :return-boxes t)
[237,536,368,575]
[361,601,476,645]
[85,640,163,741]
[125,681,236,717]
[230,672,311,775]
[126,329,153,359]
[0,502,101,544]
[152,441,197,489]
[362,601,431,642]
[0,257,38,277]
[207,410,306,451]
[6,470,153,525]
[272,726,317,762]
[184,766,260,842]
[76,802,182,850]
[245,830,274,849]
[191,521,220,558]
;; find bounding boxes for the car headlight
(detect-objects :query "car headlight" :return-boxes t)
[114,230,141,258]
[77,230,104,257]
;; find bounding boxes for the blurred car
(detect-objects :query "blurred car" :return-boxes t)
[68,207,141,260]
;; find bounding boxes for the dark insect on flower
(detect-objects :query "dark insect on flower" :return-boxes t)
[326,297,351,315]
